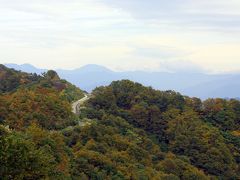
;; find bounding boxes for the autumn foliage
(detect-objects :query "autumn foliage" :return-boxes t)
[0,66,240,179]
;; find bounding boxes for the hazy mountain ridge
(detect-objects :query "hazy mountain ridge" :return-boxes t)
[5,63,240,99]
[5,63,47,74]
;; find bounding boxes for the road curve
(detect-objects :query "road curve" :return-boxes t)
[72,94,90,114]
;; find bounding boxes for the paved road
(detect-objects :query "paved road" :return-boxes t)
[72,94,90,114]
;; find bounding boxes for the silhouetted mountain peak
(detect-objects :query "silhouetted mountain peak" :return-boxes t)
[77,64,113,73]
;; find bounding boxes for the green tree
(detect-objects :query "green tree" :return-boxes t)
[166,111,237,178]
[0,132,54,179]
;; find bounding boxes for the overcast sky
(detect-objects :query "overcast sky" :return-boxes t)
[1,0,240,73]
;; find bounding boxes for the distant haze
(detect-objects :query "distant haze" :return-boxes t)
[5,63,240,99]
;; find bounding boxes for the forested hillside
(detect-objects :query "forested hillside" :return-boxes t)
[0,66,239,179]
[0,64,41,93]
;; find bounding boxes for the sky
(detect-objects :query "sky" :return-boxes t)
[0,0,240,73]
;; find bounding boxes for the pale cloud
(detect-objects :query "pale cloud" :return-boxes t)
[0,0,240,73]
[102,0,240,31]
[189,43,240,73]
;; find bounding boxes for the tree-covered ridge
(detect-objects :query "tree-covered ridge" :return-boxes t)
[0,65,84,130]
[85,80,240,179]
[0,64,84,102]
[39,70,85,103]
[0,66,240,179]
[0,64,41,93]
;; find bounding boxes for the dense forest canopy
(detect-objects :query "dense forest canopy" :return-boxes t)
[0,65,239,179]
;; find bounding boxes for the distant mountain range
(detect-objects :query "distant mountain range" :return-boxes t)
[6,63,47,75]
[5,63,240,99]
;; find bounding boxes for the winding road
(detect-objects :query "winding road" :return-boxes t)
[72,93,90,114]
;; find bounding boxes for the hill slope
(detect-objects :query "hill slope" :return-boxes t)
[0,64,84,130]
[0,67,239,179]
[83,80,240,178]
[0,64,41,93]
